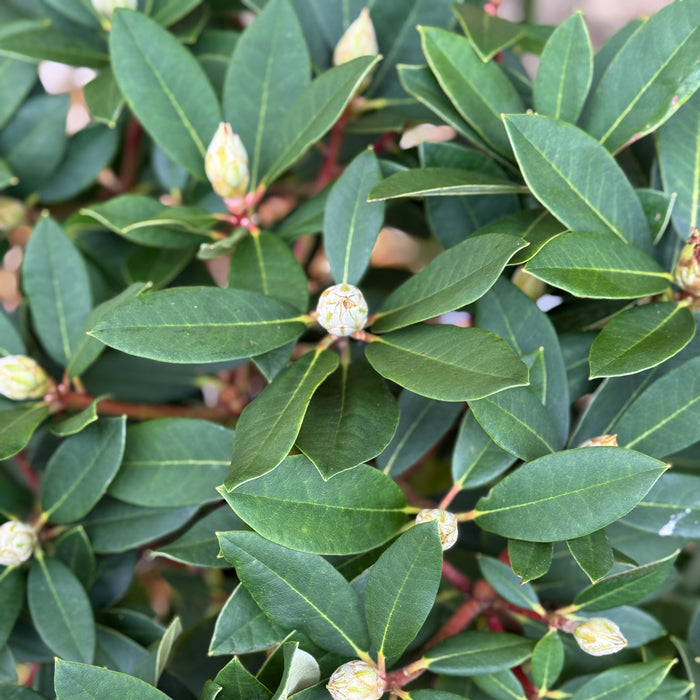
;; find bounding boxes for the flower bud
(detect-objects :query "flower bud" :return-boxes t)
[675,228,700,297]
[91,0,137,19]
[205,123,250,199]
[578,434,618,448]
[0,197,25,232]
[0,355,52,401]
[316,284,368,337]
[326,660,385,700]
[573,617,627,656]
[333,9,379,67]
[0,521,37,566]
[415,508,458,550]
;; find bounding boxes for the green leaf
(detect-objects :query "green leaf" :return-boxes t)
[110,9,220,179]
[525,232,671,299]
[474,447,667,541]
[424,631,533,675]
[368,168,528,201]
[504,115,651,248]
[451,411,516,490]
[377,390,461,477]
[478,555,544,614]
[366,325,529,401]
[55,659,172,700]
[0,567,24,648]
[218,531,369,656]
[371,233,528,332]
[324,149,384,285]
[124,247,194,290]
[223,350,337,490]
[638,188,676,244]
[151,0,203,26]
[221,455,406,555]
[531,631,564,694]
[0,157,17,190]
[589,302,695,378]
[0,311,25,357]
[583,0,700,153]
[228,232,308,312]
[0,57,36,130]
[83,68,124,128]
[570,660,675,700]
[533,12,592,123]
[41,417,126,524]
[209,584,286,656]
[472,670,524,700]
[0,685,44,699]
[262,56,379,185]
[508,540,552,584]
[658,91,700,238]
[213,657,273,700]
[90,287,306,363]
[271,643,320,700]
[296,359,399,479]
[43,0,100,28]
[470,387,563,461]
[615,356,700,458]
[22,217,92,366]
[54,526,95,588]
[419,26,523,156]
[365,522,442,662]
[0,403,51,460]
[28,556,95,663]
[567,529,614,583]
[223,0,309,186]
[109,418,233,507]
[452,3,525,62]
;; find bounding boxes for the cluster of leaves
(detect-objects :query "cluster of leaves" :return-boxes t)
[0,0,699,698]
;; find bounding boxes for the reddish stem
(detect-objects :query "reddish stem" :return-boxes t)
[441,560,471,593]
[313,113,347,193]
[513,666,541,700]
[119,117,143,192]
[14,451,39,494]
[423,597,489,652]
[438,481,462,509]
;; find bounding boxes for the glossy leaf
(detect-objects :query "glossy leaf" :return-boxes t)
[589,302,695,378]
[366,325,529,401]
[213,656,273,700]
[478,555,544,614]
[54,527,95,588]
[110,9,221,179]
[570,660,674,700]
[0,57,36,130]
[224,350,338,490]
[50,396,103,437]
[474,447,667,541]
[567,529,614,583]
[531,631,564,694]
[453,3,525,62]
[504,115,651,248]
[508,540,552,584]
[90,287,306,363]
[218,531,370,656]
[0,567,24,648]
[222,455,406,555]
[0,403,51,460]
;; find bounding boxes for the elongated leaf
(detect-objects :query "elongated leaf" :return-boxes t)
[218,531,369,656]
[479,555,544,614]
[109,419,233,507]
[42,417,126,524]
[83,68,124,128]
[531,631,564,694]
[368,168,527,201]
[424,631,533,675]
[474,447,667,542]
[533,12,592,123]
[472,670,523,700]
[583,0,700,153]
[262,56,379,185]
[0,403,51,460]
[366,325,529,401]
[296,359,399,478]
[151,0,203,26]
[110,9,220,179]
[571,660,675,700]
[589,302,695,378]
[213,656,273,700]
[28,556,95,663]
[525,232,671,299]
[372,233,527,332]
[0,567,24,648]
[22,217,92,366]
[90,287,305,363]
[508,540,552,584]
[325,149,384,285]
[221,455,406,554]
[224,350,338,490]
[567,529,614,583]
[504,115,651,248]
[0,57,36,130]
[54,527,95,588]
[365,522,442,662]
[453,3,525,62]
[420,26,523,156]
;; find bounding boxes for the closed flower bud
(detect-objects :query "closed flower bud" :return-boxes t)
[91,0,137,19]
[0,197,25,232]
[573,617,627,656]
[205,123,250,199]
[333,9,379,67]
[415,508,458,550]
[675,228,700,297]
[0,355,52,401]
[578,434,618,448]
[316,284,368,337]
[0,521,37,566]
[327,660,385,700]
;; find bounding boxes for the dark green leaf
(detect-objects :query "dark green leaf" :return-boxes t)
[453,3,525,62]
[213,657,272,700]
[570,660,674,700]
[0,403,51,460]
[638,188,676,244]
[0,57,36,130]
[125,246,195,290]
[472,670,523,700]
[0,158,16,190]
[531,631,564,694]
[478,555,544,614]
[151,0,203,26]
[508,540,552,584]
[0,310,25,357]
[50,396,103,437]
[0,567,24,648]
[567,529,614,583]
[83,68,124,128]
[54,527,95,588]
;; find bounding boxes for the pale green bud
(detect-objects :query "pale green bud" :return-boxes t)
[333,9,379,67]
[578,434,618,448]
[316,284,368,337]
[0,197,25,232]
[0,355,52,401]
[205,123,250,200]
[415,508,458,550]
[573,617,627,656]
[0,521,37,566]
[91,0,137,19]
[326,660,385,700]
[675,228,700,297]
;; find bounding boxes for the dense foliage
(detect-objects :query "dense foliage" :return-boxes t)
[0,0,699,698]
